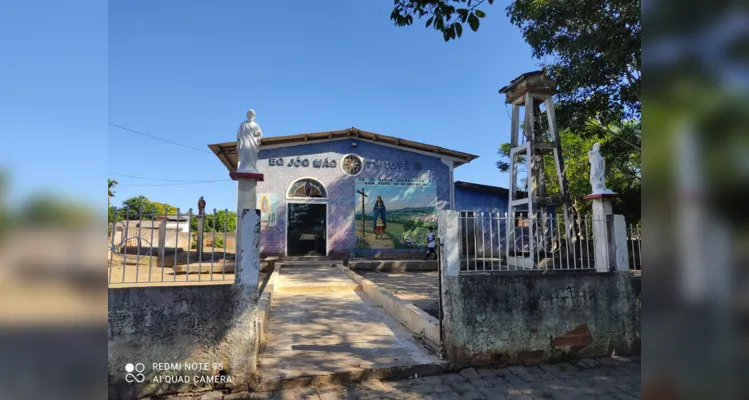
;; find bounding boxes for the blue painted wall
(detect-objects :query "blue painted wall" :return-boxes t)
[454,184,508,216]
[255,138,451,257]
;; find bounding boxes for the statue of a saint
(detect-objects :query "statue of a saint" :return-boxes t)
[588,142,614,194]
[237,109,263,173]
[198,196,206,216]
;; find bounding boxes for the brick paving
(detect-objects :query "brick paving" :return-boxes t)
[204,356,640,399]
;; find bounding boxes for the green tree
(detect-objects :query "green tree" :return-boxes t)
[108,179,118,206]
[497,122,641,222]
[390,0,641,144]
[190,210,237,233]
[151,201,177,216]
[118,196,179,220]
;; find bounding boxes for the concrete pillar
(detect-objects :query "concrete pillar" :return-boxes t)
[227,172,264,379]
[437,210,460,277]
[235,179,258,257]
[611,214,630,272]
[196,215,205,258]
[585,194,616,272]
[157,217,167,258]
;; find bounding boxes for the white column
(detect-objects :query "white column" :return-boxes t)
[590,197,613,272]
[235,179,258,257]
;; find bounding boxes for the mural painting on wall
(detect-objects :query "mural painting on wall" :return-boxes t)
[257,193,277,227]
[354,178,438,249]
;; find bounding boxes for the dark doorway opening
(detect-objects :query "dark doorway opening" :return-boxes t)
[287,203,327,256]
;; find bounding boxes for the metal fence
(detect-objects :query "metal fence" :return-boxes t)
[108,207,235,285]
[456,212,613,272]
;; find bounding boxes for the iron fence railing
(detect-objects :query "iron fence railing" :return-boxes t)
[456,212,616,272]
[108,207,235,285]
[628,223,642,271]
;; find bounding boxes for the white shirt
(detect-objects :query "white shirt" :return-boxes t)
[427,232,435,248]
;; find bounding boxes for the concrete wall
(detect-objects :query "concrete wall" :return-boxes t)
[440,271,639,366]
[108,211,261,399]
[256,139,451,258]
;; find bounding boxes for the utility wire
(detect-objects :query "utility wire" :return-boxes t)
[108,123,213,154]
[118,179,232,188]
[109,172,209,183]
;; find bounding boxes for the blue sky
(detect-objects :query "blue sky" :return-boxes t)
[6,0,540,213]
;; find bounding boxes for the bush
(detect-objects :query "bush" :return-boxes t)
[191,239,198,249]
[213,236,225,248]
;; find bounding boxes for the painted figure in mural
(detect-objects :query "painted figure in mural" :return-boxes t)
[237,109,263,173]
[260,196,270,214]
[198,196,206,216]
[372,196,387,239]
[588,142,614,194]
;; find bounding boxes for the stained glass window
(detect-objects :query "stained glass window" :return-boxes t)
[341,154,363,176]
[287,179,327,198]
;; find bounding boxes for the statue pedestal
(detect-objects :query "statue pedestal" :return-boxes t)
[584,193,629,272]
[230,170,264,284]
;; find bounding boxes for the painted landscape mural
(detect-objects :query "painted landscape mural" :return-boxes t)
[354,177,439,249]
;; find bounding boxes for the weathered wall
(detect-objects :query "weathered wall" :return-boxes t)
[108,211,261,399]
[256,139,451,257]
[108,285,249,398]
[441,271,639,366]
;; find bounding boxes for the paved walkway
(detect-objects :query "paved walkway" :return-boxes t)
[357,272,439,319]
[196,356,640,399]
[259,265,440,380]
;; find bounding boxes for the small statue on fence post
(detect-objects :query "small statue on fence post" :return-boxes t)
[588,142,614,195]
[198,196,206,216]
[236,109,263,173]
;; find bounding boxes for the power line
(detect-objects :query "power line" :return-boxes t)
[118,179,232,187]
[109,172,207,183]
[108,123,213,153]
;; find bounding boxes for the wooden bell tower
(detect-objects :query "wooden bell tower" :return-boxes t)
[499,71,572,258]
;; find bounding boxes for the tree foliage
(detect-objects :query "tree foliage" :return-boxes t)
[190,210,237,233]
[118,196,179,220]
[390,0,493,42]
[390,0,641,141]
[108,179,118,205]
[497,122,641,221]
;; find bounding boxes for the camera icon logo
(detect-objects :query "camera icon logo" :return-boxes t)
[125,363,146,383]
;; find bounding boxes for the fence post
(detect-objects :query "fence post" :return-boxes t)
[229,172,264,380]
[438,210,460,277]
[584,193,617,272]
[611,215,630,271]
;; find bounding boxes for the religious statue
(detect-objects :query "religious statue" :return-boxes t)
[198,196,206,216]
[236,109,263,173]
[588,142,614,194]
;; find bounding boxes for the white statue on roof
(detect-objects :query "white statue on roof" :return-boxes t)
[236,109,263,173]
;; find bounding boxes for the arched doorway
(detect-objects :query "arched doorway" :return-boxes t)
[286,178,328,256]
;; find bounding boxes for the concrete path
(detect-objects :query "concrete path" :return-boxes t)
[259,265,441,382]
[358,272,439,319]
[190,356,641,399]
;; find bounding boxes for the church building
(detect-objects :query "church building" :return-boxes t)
[209,127,509,258]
